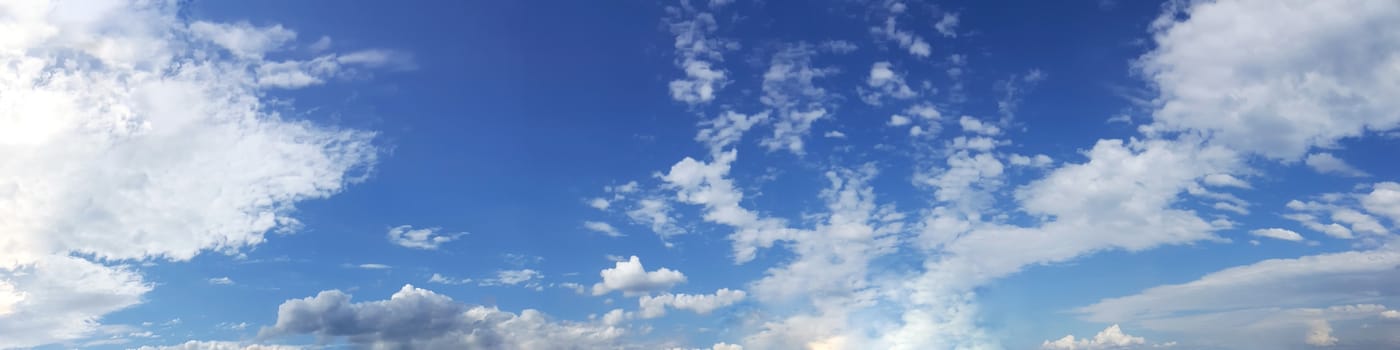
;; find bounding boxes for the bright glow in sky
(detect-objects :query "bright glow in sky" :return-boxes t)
[3,0,1400,349]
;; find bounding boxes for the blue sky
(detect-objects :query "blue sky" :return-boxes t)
[2,0,1400,349]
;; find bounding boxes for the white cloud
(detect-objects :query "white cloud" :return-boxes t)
[136,340,305,350]
[666,8,728,105]
[958,116,1001,135]
[0,1,384,346]
[588,197,611,210]
[759,44,836,154]
[428,273,471,285]
[592,256,686,296]
[1362,182,1400,225]
[261,284,624,349]
[1075,245,1400,348]
[627,197,684,237]
[662,151,799,262]
[491,269,542,286]
[824,130,847,139]
[336,49,415,70]
[934,13,959,38]
[1304,153,1370,177]
[1249,228,1304,242]
[872,16,930,57]
[1139,0,1400,159]
[697,110,769,155]
[188,21,295,59]
[207,277,235,285]
[308,36,332,52]
[887,114,912,127]
[356,263,391,270]
[1041,324,1147,350]
[862,62,917,105]
[637,288,746,318]
[1305,320,1338,347]
[1009,154,1054,168]
[386,225,463,250]
[1202,174,1251,189]
[583,221,624,237]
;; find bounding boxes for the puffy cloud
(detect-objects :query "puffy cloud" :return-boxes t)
[386,225,464,250]
[1250,228,1304,242]
[1009,154,1054,168]
[666,7,728,105]
[187,21,295,59]
[958,116,1001,135]
[697,110,769,155]
[935,13,959,38]
[862,62,917,105]
[583,221,624,237]
[1139,0,1400,159]
[1361,182,1400,225]
[662,151,799,262]
[1304,320,1338,347]
[261,284,624,349]
[1202,173,1251,189]
[592,256,686,296]
[872,16,930,57]
[1041,324,1147,350]
[628,197,685,238]
[758,44,836,154]
[1304,153,1370,177]
[0,0,386,346]
[136,340,304,350]
[887,114,912,127]
[637,288,746,318]
[588,197,611,210]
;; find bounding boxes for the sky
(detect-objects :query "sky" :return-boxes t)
[2,0,1400,349]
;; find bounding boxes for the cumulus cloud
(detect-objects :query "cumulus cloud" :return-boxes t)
[666,6,729,105]
[935,13,960,38]
[261,284,624,349]
[637,288,746,318]
[697,110,769,155]
[136,340,304,350]
[592,256,686,296]
[1250,228,1303,242]
[1138,0,1400,160]
[1041,324,1147,350]
[862,62,917,105]
[386,225,464,250]
[1304,153,1370,177]
[428,273,471,285]
[758,44,837,154]
[872,15,930,57]
[0,0,386,346]
[1362,182,1400,224]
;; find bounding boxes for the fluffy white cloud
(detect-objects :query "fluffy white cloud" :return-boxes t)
[872,16,930,57]
[591,256,686,296]
[666,7,728,105]
[386,225,463,250]
[1304,320,1338,347]
[638,288,746,318]
[1304,153,1370,177]
[187,21,295,59]
[697,110,769,155]
[887,114,912,127]
[262,284,624,349]
[1250,228,1304,242]
[759,44,836,154]
[583,221,623,237]
[1139,0,1400,159]
[136,340,304,350]
[1362,182,1400,225]
[1202,173,1251,189]
[662,151,799,262]
[0,0,387,346]
[958,116,1001,135]
[1041,324,1147,350]
[862,62,917,105]
[489,269,542,286]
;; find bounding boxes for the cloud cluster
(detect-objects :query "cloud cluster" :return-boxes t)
[591,256,687,296]
[261,284,624,349]
[0,0,390,346]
